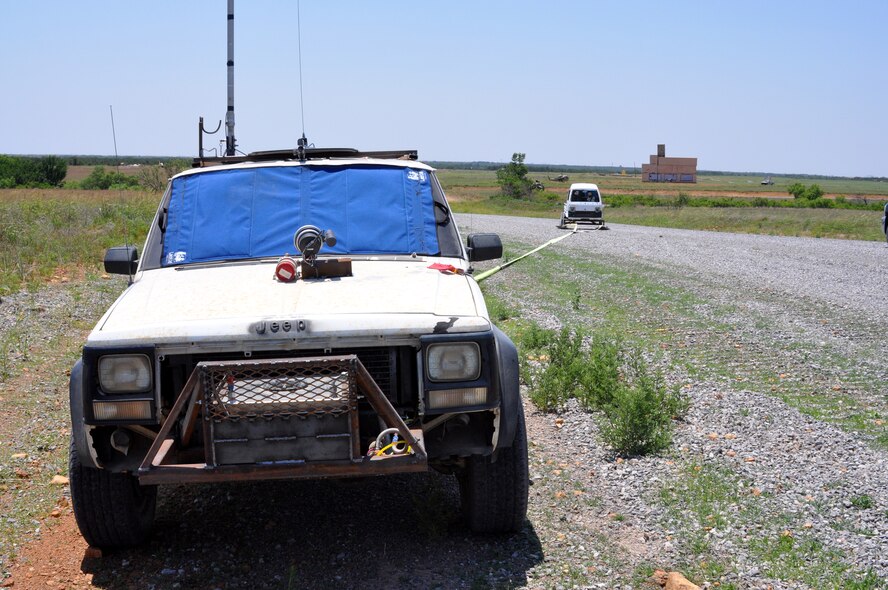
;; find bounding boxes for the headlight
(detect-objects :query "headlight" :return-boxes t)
[98,354,152,393]
[427,343,481,382]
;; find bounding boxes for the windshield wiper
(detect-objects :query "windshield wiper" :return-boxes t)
[173,257,279,270]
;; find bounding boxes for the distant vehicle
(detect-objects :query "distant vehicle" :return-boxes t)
[761,176,774,185]
[558,183,604,228]
[531,180,545,191]
[882,202,888,243]
[547,174,569,182]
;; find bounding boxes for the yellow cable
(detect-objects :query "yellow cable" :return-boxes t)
[375,441,412,456]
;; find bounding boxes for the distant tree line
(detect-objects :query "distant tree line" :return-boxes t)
[0,154,190,191]
[430,160,635,175]
[0,155,67,188]
[64,155,178,166]
[430,160,888,182]
[67,159,189,191]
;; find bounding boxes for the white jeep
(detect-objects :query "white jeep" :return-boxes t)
[559,182,604,228]
[68,148,528,548]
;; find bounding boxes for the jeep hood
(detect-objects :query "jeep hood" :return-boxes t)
[89,259,490,346]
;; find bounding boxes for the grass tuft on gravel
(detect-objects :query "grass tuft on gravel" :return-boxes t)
[487,304,688,457]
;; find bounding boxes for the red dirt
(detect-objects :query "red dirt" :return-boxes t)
[3,508,94,589]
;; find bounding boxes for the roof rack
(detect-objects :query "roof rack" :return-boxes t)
[192,148,418,168]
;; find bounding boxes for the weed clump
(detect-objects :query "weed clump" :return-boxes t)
[520,325,687,456]
[597,354,687,456]
[529,328,585,412]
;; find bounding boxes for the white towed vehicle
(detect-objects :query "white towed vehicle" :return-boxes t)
[559,182,605,228]
[69,147,529,548]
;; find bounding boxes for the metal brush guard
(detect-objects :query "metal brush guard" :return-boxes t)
[138,354,426,484]
[202,357,355,421]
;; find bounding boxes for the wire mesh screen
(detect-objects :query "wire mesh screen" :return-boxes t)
[199,356,358,422]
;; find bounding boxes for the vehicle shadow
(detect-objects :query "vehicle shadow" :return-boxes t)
[82,471,542,589]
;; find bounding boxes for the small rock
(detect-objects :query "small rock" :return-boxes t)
[50,475,69,485]
[665,572,701,590]
[83,547,103,559]
[50,509,61,518]
[0,578,13,587]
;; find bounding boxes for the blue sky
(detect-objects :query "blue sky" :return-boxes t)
[1,1,886,176]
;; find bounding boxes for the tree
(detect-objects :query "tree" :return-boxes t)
[138,159,188,191]
[496,153,533,198]
[80,166,140,190]
[787,182,824,201]
[787,182,806,199]
[804,184,823,200]
[37,156,67,186]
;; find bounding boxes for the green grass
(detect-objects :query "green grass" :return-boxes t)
[0,189,159,295]
[657,462,888,589]
[605,206,885,241]
[746,533,887,588]
[451,197,885,242]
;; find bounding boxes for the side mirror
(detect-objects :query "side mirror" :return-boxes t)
[104,246,139,275]
[466,233,502,262]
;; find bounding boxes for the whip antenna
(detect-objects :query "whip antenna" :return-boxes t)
[297,0,308,149]
[109,105,133,285]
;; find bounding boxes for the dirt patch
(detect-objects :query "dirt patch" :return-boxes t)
[3,508,92,589]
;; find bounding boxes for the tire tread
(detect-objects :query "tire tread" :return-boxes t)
[461,406,529,533]
[69,439,156,549]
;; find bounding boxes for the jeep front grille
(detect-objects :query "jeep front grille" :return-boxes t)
[168,347,399,403]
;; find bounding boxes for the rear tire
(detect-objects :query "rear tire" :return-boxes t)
[69,439,156,549]
[458,405,529,533]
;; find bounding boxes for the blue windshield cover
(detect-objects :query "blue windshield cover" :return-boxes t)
[162,164,439,265]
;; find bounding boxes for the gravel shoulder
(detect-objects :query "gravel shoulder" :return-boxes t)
[463,214,888,588]
[1,218,886,589]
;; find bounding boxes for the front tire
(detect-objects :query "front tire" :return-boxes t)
[458,405,529,533]
[69,439,156,549]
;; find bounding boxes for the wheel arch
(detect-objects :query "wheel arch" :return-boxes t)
[69,359,100,469]
[492,325,521,449]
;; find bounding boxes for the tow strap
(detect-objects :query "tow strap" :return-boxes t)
[474,227,578,282]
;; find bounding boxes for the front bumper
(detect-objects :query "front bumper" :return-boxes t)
[564,210,604,225]
[137,355,427,484]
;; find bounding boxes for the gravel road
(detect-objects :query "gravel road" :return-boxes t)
[462,214,888,588]
[2,217,886,589]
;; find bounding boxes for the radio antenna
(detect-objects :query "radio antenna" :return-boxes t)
[225,0,236,156]
[297,0,306,142]
[109,105,133,285]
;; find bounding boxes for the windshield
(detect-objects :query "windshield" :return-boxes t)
[570,189,600,203]
[161,164,441,266]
